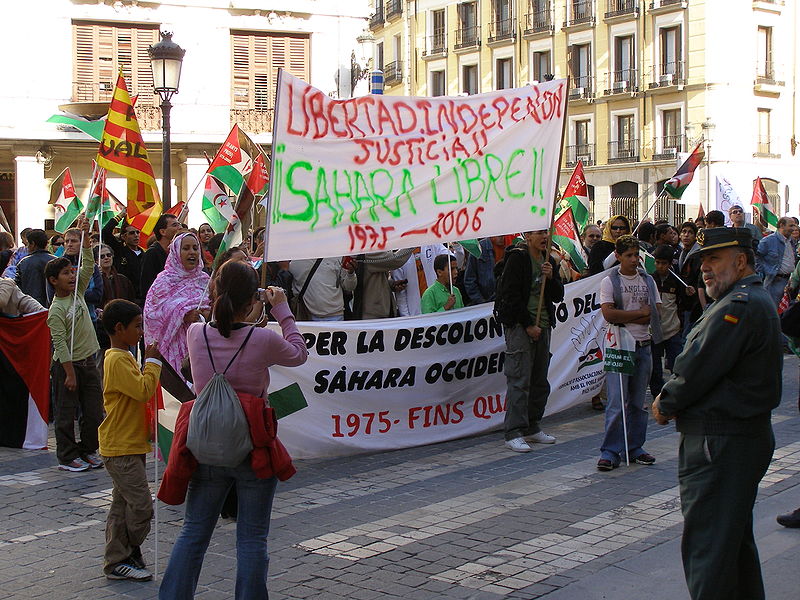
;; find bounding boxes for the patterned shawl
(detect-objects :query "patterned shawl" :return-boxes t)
[144,233,211,373]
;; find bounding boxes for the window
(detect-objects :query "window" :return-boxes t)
[662,109,681,149]
[462,64,479,94]
[575,119,590,147]
[376,41,384,70]
[431,70,446,96]
[231,31,310,113]
[496,57,513,89]
[659,26,682,81]
[492,0,513,39]
[757,26,773,80]
[432,9,446,53]
[72,20,159,103]
[617,115,634,144]
[394,34,402,61]
[533,50,551,82]
[613,35,635,89]
[569,43,592,90]
[757,108,771,154]
[493,0,512,23]
[457,1,479,47]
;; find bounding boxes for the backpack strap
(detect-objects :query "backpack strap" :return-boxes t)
[298,258,323,300]
[222,325,257,375]
[202,324,217,373]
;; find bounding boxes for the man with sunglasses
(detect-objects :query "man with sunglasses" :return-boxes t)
[728,204,762,243]
[103,212,145,304]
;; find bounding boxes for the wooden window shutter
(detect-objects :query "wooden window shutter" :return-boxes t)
[232,33,253,110]
[73,23,97,101]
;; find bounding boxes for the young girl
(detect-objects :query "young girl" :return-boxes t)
[158,260,308,599]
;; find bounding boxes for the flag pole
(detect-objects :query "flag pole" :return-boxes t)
[619,372,630,467]
[260,68,285,289]
[534,76,570,329]
[69,230,85,359]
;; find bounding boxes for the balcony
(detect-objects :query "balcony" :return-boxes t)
[569,76,595,101]
[649,61,686,89]
[754,136,780,158]
[649,0,687,13]
[605,0,639,19]
[754,63,785,94]
[386,0,402,20]
[422,33,448,59]
[523,5,554,37]
[384,60,403,86]
[565,144,595,168]
[564,1,594,28]
[488,17,516,45]
[230,108,274,134]
[604,69,638,95]
[608,139,639,163]
[652,134,686,160]
[454,25,480,51]
[369,7,384,30]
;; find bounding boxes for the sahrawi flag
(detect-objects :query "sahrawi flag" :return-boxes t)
[49,167,83,233]
[202,175,238,234]
[752,176,778,231]
[96,70,162,236]
[561,161,591,229]
[552,207,587,271]
[0,311,50,449]
[603,324,637,375]
[207,124,263,195]
[663,142,705,199]
[217,152,270,258]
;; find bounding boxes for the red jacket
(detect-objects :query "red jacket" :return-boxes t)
[158,392,296,505]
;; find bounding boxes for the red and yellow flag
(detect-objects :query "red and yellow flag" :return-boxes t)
[96,70,162,235]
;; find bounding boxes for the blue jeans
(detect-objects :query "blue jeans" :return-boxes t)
[601,344,652,464]
[159,463,277,600]
[765,276,787,307]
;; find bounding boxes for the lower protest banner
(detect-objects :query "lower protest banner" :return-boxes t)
[271,272,608,459]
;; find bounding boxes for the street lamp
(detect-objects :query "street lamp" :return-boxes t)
[148,31,185,210]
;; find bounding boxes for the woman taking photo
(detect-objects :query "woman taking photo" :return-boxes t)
[144,232,211,374]
[158,260,308,599]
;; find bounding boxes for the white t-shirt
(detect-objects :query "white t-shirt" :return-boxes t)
[600,272,661,342]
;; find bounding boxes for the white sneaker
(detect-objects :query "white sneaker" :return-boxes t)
[107,562,153,581]
[504,437,532,453]
[525,431,556,444]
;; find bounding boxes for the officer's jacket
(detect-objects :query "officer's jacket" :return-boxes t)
[659,274,782,435]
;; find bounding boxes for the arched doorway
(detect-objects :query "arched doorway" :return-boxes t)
[610,181,639,221]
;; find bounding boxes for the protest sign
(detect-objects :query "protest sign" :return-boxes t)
[265,72,568,262]
[271,273,607,459]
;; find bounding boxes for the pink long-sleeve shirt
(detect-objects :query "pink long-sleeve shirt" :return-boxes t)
[187,302,308,398]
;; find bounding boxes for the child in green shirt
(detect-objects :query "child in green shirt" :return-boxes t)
[45,215,104,472]
[421,254,464,313]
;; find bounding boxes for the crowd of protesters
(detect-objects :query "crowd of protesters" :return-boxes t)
[0,200,798,597]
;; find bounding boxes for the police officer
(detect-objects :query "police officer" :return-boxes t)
[651,227,781,600]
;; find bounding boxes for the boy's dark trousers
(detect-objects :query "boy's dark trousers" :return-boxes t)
[52,357,103,464]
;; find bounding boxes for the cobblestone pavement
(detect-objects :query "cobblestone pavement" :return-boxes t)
[2,357,800,599]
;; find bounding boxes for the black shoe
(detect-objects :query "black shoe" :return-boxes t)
[776,509,800,528]
[633,453,656,465]
[597,459,618,472]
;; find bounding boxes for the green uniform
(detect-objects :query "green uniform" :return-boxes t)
[659,273,782,600]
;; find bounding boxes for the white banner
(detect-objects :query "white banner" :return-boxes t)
[271,273,608,459]
[265,72,568,262]
[716,175,741,226]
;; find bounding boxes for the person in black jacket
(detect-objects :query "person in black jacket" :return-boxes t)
[494,230,565,452]
[102,213,145,303]
[14,229,55,307]
[139,213,179,300]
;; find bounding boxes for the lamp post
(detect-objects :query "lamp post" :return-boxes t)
[148,31,185,210]
[701,118,715,215]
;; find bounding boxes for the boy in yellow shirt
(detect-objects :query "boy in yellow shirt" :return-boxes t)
[98,299,161,581]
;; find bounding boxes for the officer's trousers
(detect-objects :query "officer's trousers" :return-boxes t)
[679,429,774,600]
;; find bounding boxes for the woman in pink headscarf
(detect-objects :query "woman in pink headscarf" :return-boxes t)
[144,233,211,373]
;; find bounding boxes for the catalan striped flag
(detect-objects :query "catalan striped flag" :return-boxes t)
[96,70,162,236]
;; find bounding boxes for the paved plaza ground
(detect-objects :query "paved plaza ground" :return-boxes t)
[2,357,800,599]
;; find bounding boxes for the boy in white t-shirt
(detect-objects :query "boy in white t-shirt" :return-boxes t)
[597,235,663,471]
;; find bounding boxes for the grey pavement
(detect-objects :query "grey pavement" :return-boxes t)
[1,357,799,599]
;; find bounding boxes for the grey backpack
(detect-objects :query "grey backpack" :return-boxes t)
[186,325,255,467]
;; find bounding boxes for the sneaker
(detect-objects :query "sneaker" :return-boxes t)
[776,509,800,528]
[633,453,656,465]
[525,431,556,444]
[597,459,618,472]
[107,562,153,581]
[504,437,532,453]
[83,453,104,469]
[58,458,91,472]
